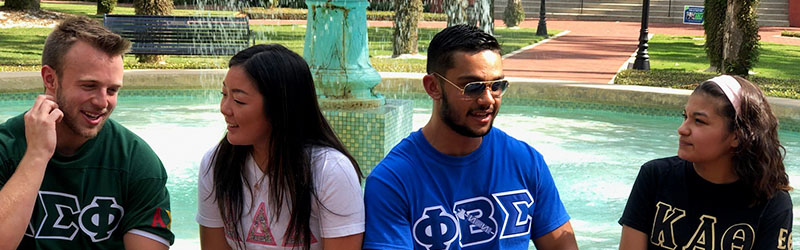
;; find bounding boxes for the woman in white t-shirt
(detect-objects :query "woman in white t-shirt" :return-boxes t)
[196,44,365,250]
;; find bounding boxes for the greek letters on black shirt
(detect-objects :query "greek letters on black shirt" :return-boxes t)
[619,156,793,250]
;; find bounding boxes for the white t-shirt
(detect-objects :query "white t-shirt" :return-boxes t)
[196,145,365,249]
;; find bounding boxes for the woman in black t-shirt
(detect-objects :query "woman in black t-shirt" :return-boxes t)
[618,75,793,250]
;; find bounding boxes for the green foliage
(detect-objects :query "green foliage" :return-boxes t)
[782,31,800,38]
[723,0,760,76]
[242,7,447,21]
[703,0,761,76]
[615,35,800,100]
[242,7,306,19]
[38,2,236,18]
[0,23,549,74]
[615,69,800,99]
[643,35,800,79]
[502,0,524,28]
[97,0,116,14]
[703,0,725,70]
[261,0,277,9]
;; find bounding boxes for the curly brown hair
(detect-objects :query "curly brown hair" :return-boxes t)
[694,75,791,206]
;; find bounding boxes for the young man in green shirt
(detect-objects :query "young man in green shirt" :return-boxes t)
[0,16,174,249]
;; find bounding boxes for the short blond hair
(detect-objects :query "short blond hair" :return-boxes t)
[41,16,130,76]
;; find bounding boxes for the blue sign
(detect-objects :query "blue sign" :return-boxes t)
[683,6,704,24]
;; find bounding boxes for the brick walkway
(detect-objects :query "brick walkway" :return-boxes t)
[250,19,800,84]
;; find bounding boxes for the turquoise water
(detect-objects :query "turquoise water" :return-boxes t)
[1,94,798,249]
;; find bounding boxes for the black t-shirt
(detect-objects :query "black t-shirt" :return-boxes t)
[619,156,793,250]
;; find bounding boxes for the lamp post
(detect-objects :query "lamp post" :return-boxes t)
[536,0,548,37]
[632,0,650,70]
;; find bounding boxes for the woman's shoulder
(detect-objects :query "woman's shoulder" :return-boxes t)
[766,189,793,211]
[309,145,349,163]
[638,156,688,178]
[642,156,686,169]
[309,146,357,175]
[200,144,220,165]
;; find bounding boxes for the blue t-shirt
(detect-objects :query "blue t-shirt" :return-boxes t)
[363,128,570,249]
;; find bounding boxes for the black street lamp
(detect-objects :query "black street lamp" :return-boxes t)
[633,0,650,70]
[536,0,548,37]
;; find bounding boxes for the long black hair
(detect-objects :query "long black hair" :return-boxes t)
[209,44,362,249]
[693,76,790,206]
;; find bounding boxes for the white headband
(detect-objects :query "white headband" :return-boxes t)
[708,75,742,116]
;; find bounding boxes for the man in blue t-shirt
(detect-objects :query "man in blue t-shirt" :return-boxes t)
[363,25,577,249]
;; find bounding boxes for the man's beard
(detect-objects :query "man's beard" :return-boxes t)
[56,89,106,139]
[439,87,493,138]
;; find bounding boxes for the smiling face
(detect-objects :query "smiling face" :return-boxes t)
[220,65,271,147]
[677,93,739,164]
[46,40,123,140]
[437,50,504,138]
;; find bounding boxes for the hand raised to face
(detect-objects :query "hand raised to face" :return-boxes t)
[23,94,63,160]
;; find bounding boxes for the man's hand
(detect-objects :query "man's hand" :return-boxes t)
[0,95,63,249]
[23,95,62,159]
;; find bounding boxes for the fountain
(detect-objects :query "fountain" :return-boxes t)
[303,0,413,175]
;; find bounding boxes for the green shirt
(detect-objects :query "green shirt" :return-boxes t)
[0,113,174,249]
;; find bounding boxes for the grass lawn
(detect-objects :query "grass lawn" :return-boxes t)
[615,34,800,99]
[38,1,238,18]
[0,24,555,73]
[644,34,800,79]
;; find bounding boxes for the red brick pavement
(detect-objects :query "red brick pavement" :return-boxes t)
[250,19,800,84]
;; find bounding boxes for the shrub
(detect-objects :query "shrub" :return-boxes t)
[781,31,800,38]
[503,0,524,28]
[614,69,800,99]
[97,0,117,14]
[703,0,725,71]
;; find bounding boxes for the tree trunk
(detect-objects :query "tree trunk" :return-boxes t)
[3,0,39,10]
[721,0,760,76]
[444,0,468,26]
[722,0,743,71]
[393,0,422,57]
[133,0,173,15]
[133,0,174,63]
[475,0,493,34]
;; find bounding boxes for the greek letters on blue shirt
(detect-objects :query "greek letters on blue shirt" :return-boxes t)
[411,190,534,249]
[363,128,570,250]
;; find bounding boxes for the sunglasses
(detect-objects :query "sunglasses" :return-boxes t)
[432,72,509,99]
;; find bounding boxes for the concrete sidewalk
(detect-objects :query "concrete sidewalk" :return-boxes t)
[250,18,800,84]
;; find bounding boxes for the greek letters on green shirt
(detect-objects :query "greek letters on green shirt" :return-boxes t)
[0,113,174,249]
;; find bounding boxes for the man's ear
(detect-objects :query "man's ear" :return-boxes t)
[423,74,442,100]
[41,65,57,95]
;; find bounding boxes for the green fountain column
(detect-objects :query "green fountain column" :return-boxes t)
[304,0,384,109]
[305,0,412,175]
